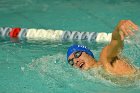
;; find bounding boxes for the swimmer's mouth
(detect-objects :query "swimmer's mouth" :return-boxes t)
[79,62,85,69]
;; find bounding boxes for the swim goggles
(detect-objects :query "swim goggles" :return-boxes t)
[68,51,83,66]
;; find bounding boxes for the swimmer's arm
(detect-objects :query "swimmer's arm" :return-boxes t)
[106,20,138,60]
[105,29,123,60]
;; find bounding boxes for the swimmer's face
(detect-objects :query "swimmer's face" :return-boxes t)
[68,51,97,70]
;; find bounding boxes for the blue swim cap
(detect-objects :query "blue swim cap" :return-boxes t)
[67,44,94,60]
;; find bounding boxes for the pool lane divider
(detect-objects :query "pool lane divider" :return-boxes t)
[10,28,21,38]
[0,27,112,43]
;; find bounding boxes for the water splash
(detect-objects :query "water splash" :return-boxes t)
[25,52,140,90]
[123,29,140,66]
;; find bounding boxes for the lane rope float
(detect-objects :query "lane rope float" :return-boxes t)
[0,27,112,43]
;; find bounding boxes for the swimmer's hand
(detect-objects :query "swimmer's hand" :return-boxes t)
[113,20,138,40]
[106,20,138,58]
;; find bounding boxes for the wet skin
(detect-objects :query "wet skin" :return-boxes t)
[68,20,138,76]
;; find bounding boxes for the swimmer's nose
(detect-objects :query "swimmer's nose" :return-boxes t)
[75,60,79,65]
[74,58,80,66]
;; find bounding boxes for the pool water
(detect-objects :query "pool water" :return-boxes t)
[0,0,140,93]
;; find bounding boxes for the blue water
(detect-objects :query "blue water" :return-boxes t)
[0,0,140,93]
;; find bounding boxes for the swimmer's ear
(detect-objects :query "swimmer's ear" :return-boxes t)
[93,58,97,62]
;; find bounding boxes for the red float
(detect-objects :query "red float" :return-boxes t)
[10,28,21,38]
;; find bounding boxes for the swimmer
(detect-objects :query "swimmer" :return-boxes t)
[67,20,139,76]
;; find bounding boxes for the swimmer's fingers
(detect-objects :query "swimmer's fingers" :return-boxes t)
[127,20,138,31]
[119,23,133,40]
[120,25,129,36]
[119,30,125,40]
[127,29,134,36]
[117,20,138,40]
[124,22,135,36]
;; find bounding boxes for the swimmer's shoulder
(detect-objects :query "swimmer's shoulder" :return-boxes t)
[99,45,120,64]
[99,46,137,75]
